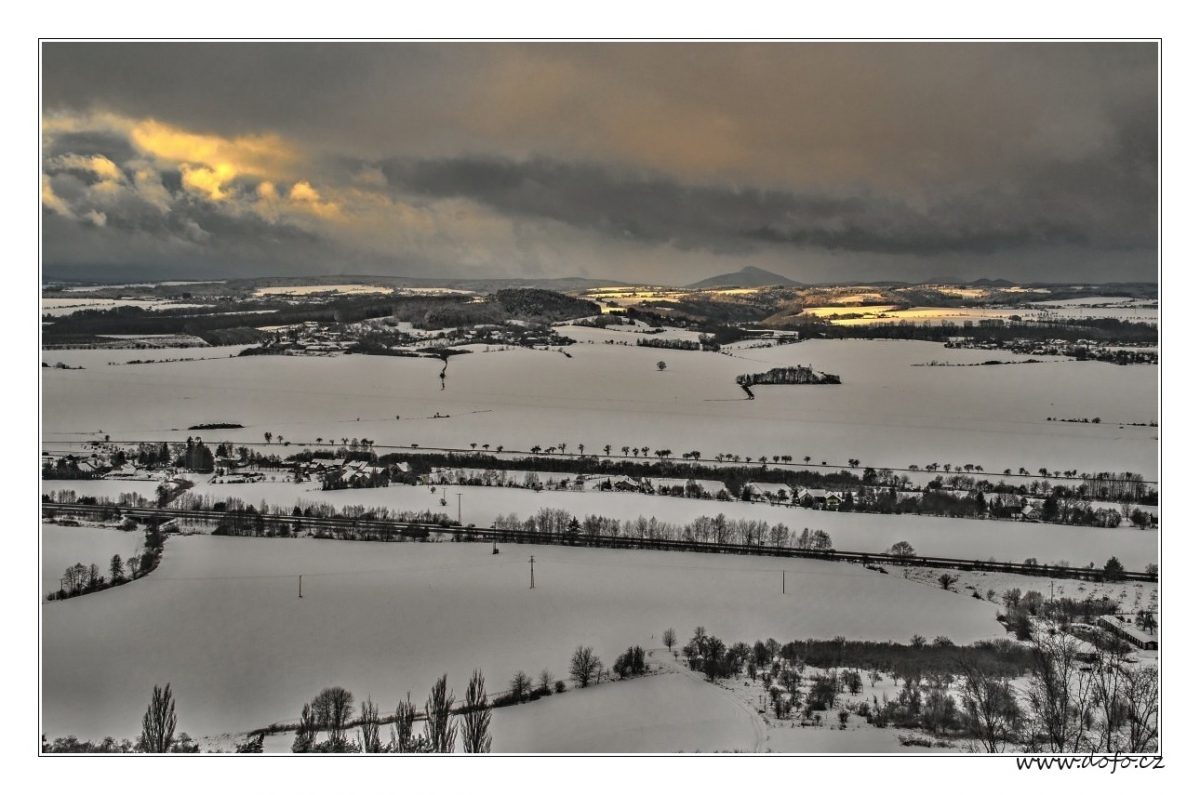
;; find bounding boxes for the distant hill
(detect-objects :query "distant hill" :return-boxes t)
[688,266,800,289]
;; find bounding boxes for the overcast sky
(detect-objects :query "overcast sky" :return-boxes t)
[41,42,1158,285]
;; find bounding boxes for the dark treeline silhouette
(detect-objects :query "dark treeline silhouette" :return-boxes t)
[390,289,598,330]
[41,294,402,346]
[635,336,720,352]
[736,365,841,387]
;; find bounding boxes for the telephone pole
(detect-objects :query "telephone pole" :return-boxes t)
[529,555,535,589]
[298,574,303,598]
[782,570,786,595]
[456,492,463,524]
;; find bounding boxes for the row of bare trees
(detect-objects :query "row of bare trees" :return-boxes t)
[292,671,491,753]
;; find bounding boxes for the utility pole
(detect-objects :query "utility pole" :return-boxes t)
[298,574,303,598]
[782,570,786,595]
[456,492,463,525]
[530,555,535,589]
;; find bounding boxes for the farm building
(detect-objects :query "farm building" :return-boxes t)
[1097,615,1158,650]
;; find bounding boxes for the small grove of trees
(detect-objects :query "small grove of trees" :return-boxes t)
[49,523,167,602]
[612,646,647,678]
[292,673,489,754]
[746,631,1158,753]
[682,627,749,681]
[570,646,604,688]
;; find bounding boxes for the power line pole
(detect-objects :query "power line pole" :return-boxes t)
[456,492,463,525]
[782,570,786,595]
[529,555,535,589]
[298,574,303,598]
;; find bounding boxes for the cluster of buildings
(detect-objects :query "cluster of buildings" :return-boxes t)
[294,456,401,485]
[745,483,848,509]
[267,322,357,356]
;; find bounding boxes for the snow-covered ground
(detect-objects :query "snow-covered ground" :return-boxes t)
[40,534,1004,741]
[42,338,1158,479]
[490,668,760,752]
[44,476,1158,570]
[41,345,253,368]
[41,297,212,316]
[899,566,1158,620]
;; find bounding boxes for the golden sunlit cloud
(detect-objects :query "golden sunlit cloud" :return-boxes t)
[288,180,321,203]
[287,180,340,218]
[41,175,72,217]
[180,163,237,201]
[129,119,294,176]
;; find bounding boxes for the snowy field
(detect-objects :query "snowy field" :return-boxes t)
[489,670,761,752]
[42,338,1158,478]
[41,523,143,597]
[41,297,212,316]
[41,535,1004,741]
[41,345,252,369]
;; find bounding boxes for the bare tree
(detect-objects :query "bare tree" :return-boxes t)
[510,670,533,701]
[538,669,554,693]
[1121,664,1159,752]
[1024,629,1094,752]
[424,674,457,753]
[959,660,1024,752]
[570,646,602,688]
[138,683,177,753]
[663,627,677,652]
[311,686,355,747]
[461,670,492,753]
[359,699,383,753]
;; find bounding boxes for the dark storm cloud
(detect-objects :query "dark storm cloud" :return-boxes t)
[45,129,138,164]
[40,42,1159,283]
[379,155,1138,257]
